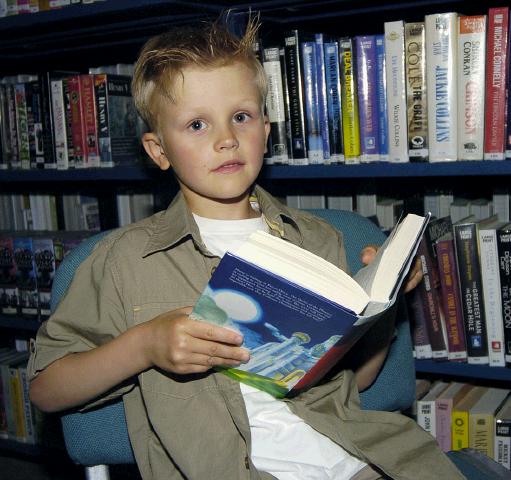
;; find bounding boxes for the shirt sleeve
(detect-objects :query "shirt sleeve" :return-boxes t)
[27,236,135,407]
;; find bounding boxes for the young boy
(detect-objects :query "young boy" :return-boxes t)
[28,18,464,480]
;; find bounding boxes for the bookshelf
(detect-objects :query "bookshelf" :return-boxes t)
[1,0,511,459]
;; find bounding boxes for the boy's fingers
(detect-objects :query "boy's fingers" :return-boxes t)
[360,245,379,265]
[189,320,244,345]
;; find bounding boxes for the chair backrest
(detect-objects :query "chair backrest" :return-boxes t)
[53,209,416,467]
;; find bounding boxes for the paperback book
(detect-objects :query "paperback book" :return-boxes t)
[190,213,429,397]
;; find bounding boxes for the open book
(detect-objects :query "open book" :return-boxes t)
[190,213,430,397]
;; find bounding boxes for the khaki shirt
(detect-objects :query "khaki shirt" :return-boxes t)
[28,186,464,480]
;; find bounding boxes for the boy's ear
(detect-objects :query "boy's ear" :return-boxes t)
[263,114,270,154]
[142,132,171,171]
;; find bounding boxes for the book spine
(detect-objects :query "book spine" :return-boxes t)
[19,366,35,444]
[62,77,75,169]
[375,35,389,161]
[6,85,19,169]
[280,46,294,164]
[50,79,69,170]
[14,83,30,170]
[436,238,468,361]
[405,22,429,161]
[470,413,493,458]
[425,12,458,162]
[453,222,489,364]
[0,85,12,169]
[339,37,360,164]
[283,31,308,164]
[263,47,290,165]
[452,409,469,450]
[301,41,323,164]
[94,73,113,168]
[384,20,409,162]
[79,74,100,168]
[495,418,511,469]
[67,75,85,168]
[8,366,26,440]
[417,399,437,437]
[324,41,344,163]
[479,227,506,366]
[408,289,433,359]
[484,7,509,160]
[38,73,57,169]
[355,35,380,162]
[314,33,330,163]
[457,15,487,160]
[436,398,453,452]
[30,81,45,169]
[496,226,511,364]
[24,82,38,169]
[508,10,511,160]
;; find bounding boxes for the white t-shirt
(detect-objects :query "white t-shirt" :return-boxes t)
[194,213,367,480]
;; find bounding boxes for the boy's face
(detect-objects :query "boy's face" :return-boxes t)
[143,62,270,219]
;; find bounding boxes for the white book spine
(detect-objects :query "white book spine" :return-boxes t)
[384,21,409,162]
[495,421,511,469]
[479,227,506,367]
[50,80,69,170]
[417,400,437,437]
[426,12,458,162]
[457,16,486,160]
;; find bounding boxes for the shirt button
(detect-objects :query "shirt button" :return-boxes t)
[244,455,250,469]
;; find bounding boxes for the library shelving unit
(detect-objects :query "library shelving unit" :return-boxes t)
[1,0,511,456]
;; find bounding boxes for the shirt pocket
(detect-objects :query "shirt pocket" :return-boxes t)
[134,301,216,400]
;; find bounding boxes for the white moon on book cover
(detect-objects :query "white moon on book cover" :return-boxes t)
[213,289,262,323]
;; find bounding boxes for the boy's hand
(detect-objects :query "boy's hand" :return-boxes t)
[360,245,423,293]
[141,307,250,375]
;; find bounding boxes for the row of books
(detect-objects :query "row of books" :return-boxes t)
[0,348,40,445]
[409,214,511,367]
[0,0,104,17]
[412,379,511,470]
[0,71,142,171]
[261,6,511,165]
[0,230,90,321]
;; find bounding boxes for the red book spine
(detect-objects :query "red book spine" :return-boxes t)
[67,75,86,168]
[483,7,509,160]
[79,74,100,168]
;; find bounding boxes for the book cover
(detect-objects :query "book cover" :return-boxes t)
[190,214,428,397]
[453,216,491,364]
[384,20,409,163]
[479,219,507,367]
[452,385,488,451]
[355,35,379,162]
[425,12,458,162]
[263,46,289,165]
[79,74,100,168]
[324,40,344,164]
[375,34,389,161]
[469,387,510,458]
[484,7,509,160]
[314,33,330,163]
[416,380,449,436]
[496,223,511,364]
[495,394,511,469]
[436,233,468,361]
[404,22,428,161]
[339,37,360,164]
[283,30,308,164]
[457,15,487,160]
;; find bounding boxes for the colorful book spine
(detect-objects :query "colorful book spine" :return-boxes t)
[315,33,330,163]
[457,15,487,160]
[436,234,468,361]
[496,223,511,364]
[375,34,389,161]
[66,75,85,168]
[14,83,30,170]
[283,30,308,164]
[405,22,428,161]
[339,37,360,164]
[50,79,69,170]
[301,40,323,164]
[425,12,458,162]
[263,46,289,165]
[79,74,100,168]
[384,20,409,162]
[417,380,448,437]
[484,7,509,160]
[62,77,75,169]
[25,81,44,169]
[324,41,344,163]
[452,386,487,451]
[408,288,433,359]
[355,35,379,162]
[5,84,19,169]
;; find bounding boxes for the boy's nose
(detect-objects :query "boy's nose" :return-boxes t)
[214,125,239,151]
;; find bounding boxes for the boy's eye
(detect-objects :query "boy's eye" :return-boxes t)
[233,112,250,123]
[189,120,206,131]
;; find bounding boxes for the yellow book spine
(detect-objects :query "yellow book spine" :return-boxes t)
[452,410,469,450]
[469,413,493,458]
[8,367,26,440]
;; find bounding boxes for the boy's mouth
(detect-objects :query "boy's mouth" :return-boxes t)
[213,160,244,173]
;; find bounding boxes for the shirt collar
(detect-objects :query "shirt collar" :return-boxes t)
[142,185,304,257]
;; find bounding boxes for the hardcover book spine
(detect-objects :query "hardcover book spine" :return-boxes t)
[67,75,85,168]
[496,225,511,364]
[453,222,489,364]
[479,227,506,366]
[324,41,344,163]
[301,41,323,164]
[263,46,290,165]
[375,35,389,161]
[495,418,511,469]
[384,20,409,162]
[436,238,468,361]
[79,74,100,168]
[14,83,30,170]
[283,31,308,164]
[315,34,330,163]
[457,15,487,160]
[484,7,509,160]
[50,79,69,170]
[355,35,380,162]
[339,37,360,164]
[405,22,428,161]
[425,12,458,162]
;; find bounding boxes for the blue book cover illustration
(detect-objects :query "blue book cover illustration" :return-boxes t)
[355,35,379,162]
[314,34,331,162]
[375,35,389,161]
[190,253,371,398]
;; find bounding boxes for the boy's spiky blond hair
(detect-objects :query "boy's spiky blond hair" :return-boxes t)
[132,15,267,131]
